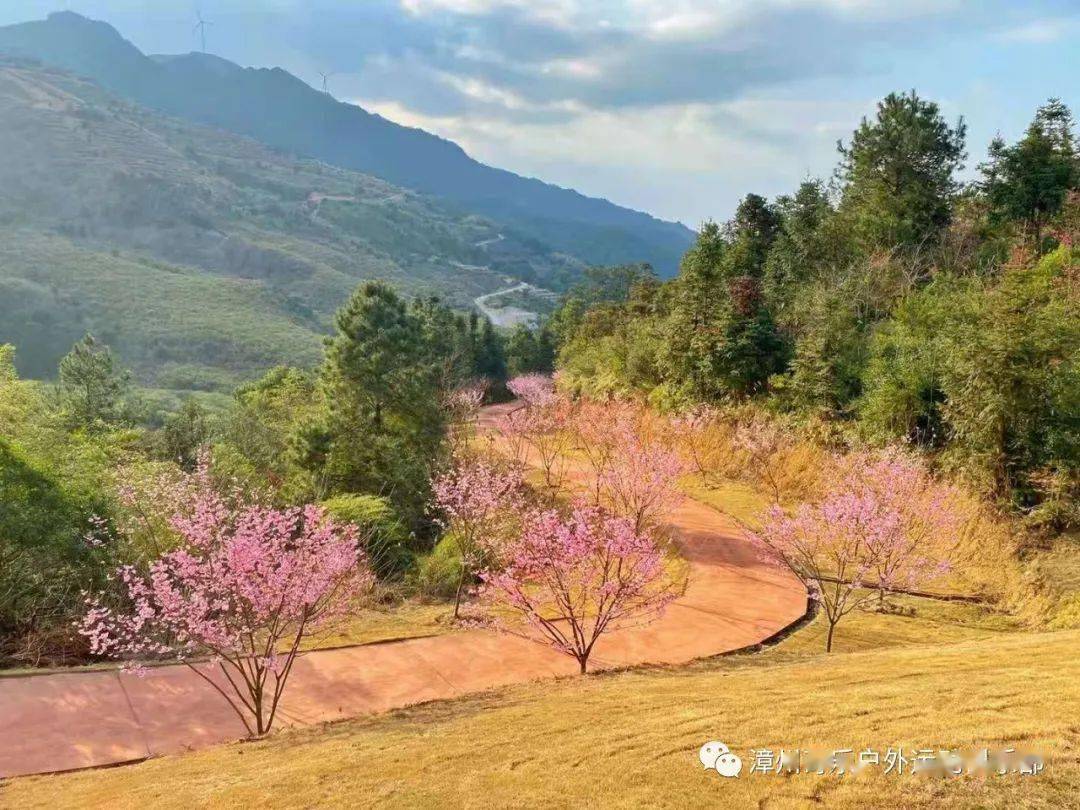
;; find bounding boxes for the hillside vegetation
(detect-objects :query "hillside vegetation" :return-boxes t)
[0,58,579,386]
[0,11,695,275]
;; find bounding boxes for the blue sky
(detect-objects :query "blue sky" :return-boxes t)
[2,1,1078,227]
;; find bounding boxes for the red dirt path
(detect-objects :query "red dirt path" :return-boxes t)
[0,404,805,779]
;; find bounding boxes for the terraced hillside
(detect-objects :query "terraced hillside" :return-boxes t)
[0,58,582,387]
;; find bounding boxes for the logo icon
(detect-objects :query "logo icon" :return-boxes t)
[699,741,742,778]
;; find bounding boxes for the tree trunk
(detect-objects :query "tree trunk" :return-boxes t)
[453,567,466,619]
[826,621,836,653]
[578,656,588,674]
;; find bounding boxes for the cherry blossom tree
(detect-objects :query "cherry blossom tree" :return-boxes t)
[574,399,685,532]
[445,383,486,452]
[733,416,795,504]
[498,375,571,491]
[505,373,556,406]
[670,405,739,484]
[80,457,372,737]
[750,451,960,651]
[479,502,678,673]
[749,494,894,652]
[432,457,525,618]
[831,451,959,607]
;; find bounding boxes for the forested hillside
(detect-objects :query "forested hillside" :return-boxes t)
[553,92,1079,529]
[0,58,580,388]
[0,11,695,275]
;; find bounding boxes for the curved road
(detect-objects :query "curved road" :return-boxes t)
[0,405,805,778]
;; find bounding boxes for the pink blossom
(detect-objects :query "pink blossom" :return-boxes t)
[431,457,525,618]
[749,450,961,651]
[478,501,678,673]
[80,454,373,737]
[506,374,556,407]
[574,399,685,531]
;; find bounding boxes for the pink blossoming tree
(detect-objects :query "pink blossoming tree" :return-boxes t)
[80,457,373,737]
[479,502,678,673]
[574,399,685,532]
[445,383,487,452]
[505,373,556,407]
[431,457,525,618]
[498,375,571,491]
[750,452,959,651]
[831,451,959,607]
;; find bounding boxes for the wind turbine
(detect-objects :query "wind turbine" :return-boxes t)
[318,71,335,95]
[193,11,213,53]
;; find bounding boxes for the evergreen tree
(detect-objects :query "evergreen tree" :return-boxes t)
[981,99,1078,250]
[303,282,446,528]
[57,333,131,430]
[837,91,966,254]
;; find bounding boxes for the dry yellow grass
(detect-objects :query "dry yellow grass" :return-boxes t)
[298,601,458,651]
[5,596,1072,810]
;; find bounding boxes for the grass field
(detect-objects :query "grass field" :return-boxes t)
[4,609,1075,809]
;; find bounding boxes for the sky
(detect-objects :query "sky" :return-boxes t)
[1,1,1078,228]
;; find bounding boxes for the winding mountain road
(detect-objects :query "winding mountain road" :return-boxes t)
[0,404,805,779]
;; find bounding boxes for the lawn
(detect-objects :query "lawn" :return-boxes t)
[5,618,1076,809]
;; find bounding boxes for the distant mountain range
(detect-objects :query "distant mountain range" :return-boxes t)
[0,57,579,388]
[0,11,695,275]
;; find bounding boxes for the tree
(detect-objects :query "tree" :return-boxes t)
[505,324,556,377]
[221,366,321,498]
[763,179,842,314]
[574,399,684,532]
[837,91,967,253]
[724,193,781,277]
[57,333,132,430]
[304,282,446,527]
[153,399,212,470]
[982,99,1078,250]
[444,382,487,453]
[663,220,788,399]
[750,452,958,651]
[499,375,571,490]
[479,502,678,673]
[80,457,373,738]
[431,457,524,618]
[0,439,110,663]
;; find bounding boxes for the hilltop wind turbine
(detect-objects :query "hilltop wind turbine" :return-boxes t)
[193,11,213,53]
[318,71,335,95]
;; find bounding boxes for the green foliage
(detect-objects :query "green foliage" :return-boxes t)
[662,221,787,398]
[0,438,111,661]
[57,333,133,430]
[410,533,464,599]
[321,494,412,578]
[149,399,213,470]
[837,90,966,253]
[982,99,1078,248]
[302,282,447,529]
[220,366,321,500]
[861,247,1080,521]
[505,324,556,377]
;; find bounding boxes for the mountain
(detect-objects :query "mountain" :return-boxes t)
[0,12,696,275]
[0,57,580,389]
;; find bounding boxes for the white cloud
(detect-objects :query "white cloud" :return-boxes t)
[996,18,1068,44]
